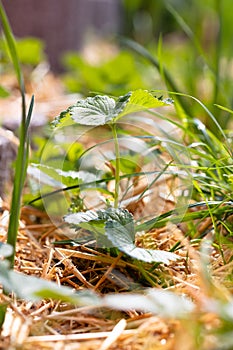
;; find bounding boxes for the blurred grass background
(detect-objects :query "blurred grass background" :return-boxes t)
[1,0,233,130]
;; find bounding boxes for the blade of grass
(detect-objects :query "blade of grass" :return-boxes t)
[165,3,213,74]
[0,2,33,267]
[152,90,232,156]
[136,201,233,232]
[0,1,23,90]
[165,3,226,124]
[27,167,191,205]
[119,37,191,117]
[213,0,222,106]
[214,104,233,115]
[7,96,34,267]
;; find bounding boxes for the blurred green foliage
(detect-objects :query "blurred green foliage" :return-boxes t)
[122,0,177,43]
[62,51,147,96]
[0,36,46,98]
[60,0,233,130]
[120,0,233,130]
[0,36,45,67]
[122,0,233,52]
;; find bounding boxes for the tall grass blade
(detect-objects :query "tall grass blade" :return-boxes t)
[7,95,34,267]
[137,201,233,232]
[153,90,231,155]
[213,1,222,106]
[0,1,26,119]
[0,2,33,267]
[165,3,212,73]
[120,37,191,117]
[0,2,22,88]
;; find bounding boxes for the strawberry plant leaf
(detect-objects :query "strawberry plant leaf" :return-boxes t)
[116,89,172,120]
[65,207,179,263]
[99,207,134,224]
[70,95,117,125]
[105,208,179,264]
[51,111,75,128]
[64,209,100,225]
[64,207,133,226]
[52,90,172,127]
[64,209,107,246]
[64,208,133,247]
[28,164,96,188]
[27,165,63,188]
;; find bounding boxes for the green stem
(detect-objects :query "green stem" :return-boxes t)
[111,123,120,208]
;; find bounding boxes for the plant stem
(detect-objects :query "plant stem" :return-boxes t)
[111,123,120,208]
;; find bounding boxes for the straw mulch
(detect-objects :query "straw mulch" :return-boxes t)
[0,194,229,350]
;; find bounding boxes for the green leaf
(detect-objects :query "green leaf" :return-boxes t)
[64,209,106,245]
[62,51,146,96]
[0,2,23,90]
[105,216,179,264]
[51,111,75,128]
[28,164,96,188]
[52,90,172,128]
[27,165,63,188]
[64,209,100,225]
[64,207,133,228]
[0,261,100,305]
[0,303,7,327]
[70,95,117,126]
[64,208,133,247]
[214,103,233,115]
[65,207,178,263]
[104,288,194,317]
[116,89,172,120]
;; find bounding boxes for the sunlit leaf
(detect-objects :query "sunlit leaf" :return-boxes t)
[51,111,75,128]
[27,165,63,188]
[105,213,179,264]
[16,37,45,65]
[116,89,172,119]
[65,207,178,263]
[52,90,172,128]
[64,209,100,225]
[70,95,117,126]
[28,164,96,188]
[62,51,146,95]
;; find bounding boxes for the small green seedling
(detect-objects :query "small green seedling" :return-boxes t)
[52,89,179,264]
[52,89,171,207]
